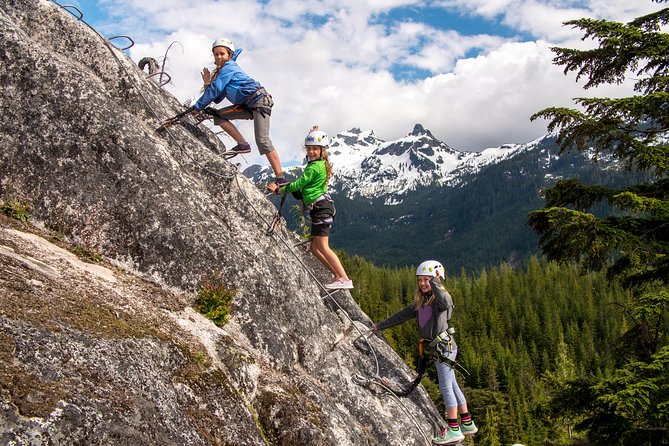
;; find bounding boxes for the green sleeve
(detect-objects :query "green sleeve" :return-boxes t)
[281,163,317,195]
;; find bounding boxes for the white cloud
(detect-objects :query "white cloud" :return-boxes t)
[404,28,510,73]
[90,0,660,167]
[433,0,661,43]
[500,2,591,42]
[434,0,516,19]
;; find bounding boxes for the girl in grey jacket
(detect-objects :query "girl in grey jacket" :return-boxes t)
[371,260,477,445]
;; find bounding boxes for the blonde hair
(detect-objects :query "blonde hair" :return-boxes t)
[308,125,333,185]
[412,277,446,309]
[323,150,333,185]
[202,66,220,90]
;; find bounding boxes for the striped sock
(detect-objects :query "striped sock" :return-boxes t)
[460,412,472,425]
[448,418,460,430]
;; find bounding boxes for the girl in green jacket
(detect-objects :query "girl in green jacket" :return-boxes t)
[267,127,353,290]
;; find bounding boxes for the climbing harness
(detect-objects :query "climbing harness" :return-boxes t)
[428,330,454,355]
[169,90,271,128]
[204,91,273,120]
[425,330,470,378]
[397,331,469,396]
[362,328,469,399]
[304,194,335,226]
[243,87,273,118]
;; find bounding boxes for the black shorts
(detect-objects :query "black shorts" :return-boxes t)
[310,200,335,237]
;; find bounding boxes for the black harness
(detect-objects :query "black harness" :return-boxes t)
[243,87,272,117]
[393,335,469,397]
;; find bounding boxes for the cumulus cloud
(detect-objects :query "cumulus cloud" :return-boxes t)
[434,0,661,43]
[85,0,661,165]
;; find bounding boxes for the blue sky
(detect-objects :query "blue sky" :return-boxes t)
[58,0,661,166]
[378,5,526,40]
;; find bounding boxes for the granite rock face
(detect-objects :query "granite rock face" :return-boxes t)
[0,0,444,444]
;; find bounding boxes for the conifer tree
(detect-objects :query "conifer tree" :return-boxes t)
[529,2,669,442]
[479,407,502,446]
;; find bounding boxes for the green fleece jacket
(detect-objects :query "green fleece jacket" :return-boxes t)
[279,159,328,205]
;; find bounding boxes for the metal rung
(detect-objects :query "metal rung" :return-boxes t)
[109,35,134,51]
[293,238,312,247]
[59,4,83,20]
[148,71,171,87]
[351,373,370,386]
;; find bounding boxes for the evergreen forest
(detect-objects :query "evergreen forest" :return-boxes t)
[342,254,661,445]
[338,4,669,445]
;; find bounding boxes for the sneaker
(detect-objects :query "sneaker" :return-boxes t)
[433,427,465,445]
[460,421,478,436]
[274,176,290,186]
[230,143,251,154]
[324,278,354,290]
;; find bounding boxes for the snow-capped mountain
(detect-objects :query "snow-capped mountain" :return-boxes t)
[329,124,534,201]
[244,124,628,270]
[245,124,539,204]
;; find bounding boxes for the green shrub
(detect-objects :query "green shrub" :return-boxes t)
[1,197,31,222]
[72,245,103,262]
[196,273,235,327]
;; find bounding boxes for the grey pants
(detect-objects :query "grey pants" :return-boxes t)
[212,94,275,155]
[435,347,467,409]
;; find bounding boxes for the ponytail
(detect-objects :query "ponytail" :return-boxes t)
[321,151,333,185]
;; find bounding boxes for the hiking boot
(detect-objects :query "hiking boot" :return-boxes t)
[433,427,465,445]
[324,278,354,290]
[230,143,251,154]
[274,177,290,186]
[460,421,478,436]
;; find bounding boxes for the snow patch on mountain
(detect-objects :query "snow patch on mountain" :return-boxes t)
[245,124,549,204]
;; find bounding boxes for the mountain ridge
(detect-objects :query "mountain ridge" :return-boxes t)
[244,125,626,271]
[246,123,540,203]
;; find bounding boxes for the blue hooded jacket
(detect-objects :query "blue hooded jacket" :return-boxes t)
[193,49,262,111]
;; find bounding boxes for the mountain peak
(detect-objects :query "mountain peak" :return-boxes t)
[332,128,383,148]
[410,123,434,139]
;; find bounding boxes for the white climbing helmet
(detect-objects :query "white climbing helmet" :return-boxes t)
[212,37,235,52]
[305,129,329,147]
[416,260,444,277]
